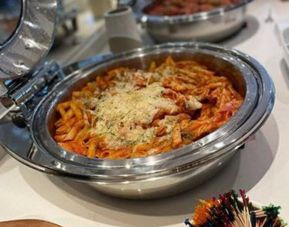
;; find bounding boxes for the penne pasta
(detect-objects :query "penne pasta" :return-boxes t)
[53,57,243,159]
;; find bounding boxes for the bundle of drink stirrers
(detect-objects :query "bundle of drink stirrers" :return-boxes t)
[185,190,286,227]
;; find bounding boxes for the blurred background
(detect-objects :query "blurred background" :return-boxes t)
[0,0,287,68]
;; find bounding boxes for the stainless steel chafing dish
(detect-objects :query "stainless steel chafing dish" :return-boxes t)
[133,0,253,43]
[0,0,274,199]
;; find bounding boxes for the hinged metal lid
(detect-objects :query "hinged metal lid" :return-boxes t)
[0,0,58,80]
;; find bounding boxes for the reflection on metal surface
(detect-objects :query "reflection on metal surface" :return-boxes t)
[23,20,40,29]
[0,82,7,96]
[0,102,16,120]
[22,37,48,50]
[0,0,57,80]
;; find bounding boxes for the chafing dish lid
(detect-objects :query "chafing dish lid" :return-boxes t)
[0,0,57,80]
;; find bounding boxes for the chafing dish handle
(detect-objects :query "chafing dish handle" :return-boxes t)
[0,62,64,121]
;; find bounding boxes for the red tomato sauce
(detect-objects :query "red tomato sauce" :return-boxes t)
[143,0,241,16]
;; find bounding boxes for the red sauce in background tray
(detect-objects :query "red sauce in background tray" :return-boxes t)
[144,0,241,16]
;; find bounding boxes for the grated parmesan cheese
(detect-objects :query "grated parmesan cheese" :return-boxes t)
[92,83,179,148]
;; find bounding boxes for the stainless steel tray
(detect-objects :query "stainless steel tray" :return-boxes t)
[133,0,253,43]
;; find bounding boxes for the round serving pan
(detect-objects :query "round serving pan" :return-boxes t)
[133,0,253,43]
[5,42,274,199]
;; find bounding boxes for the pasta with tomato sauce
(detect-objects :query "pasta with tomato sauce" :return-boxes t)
[54,57,243,159]
[144,0,241,16]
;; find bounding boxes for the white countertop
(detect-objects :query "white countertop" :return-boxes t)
[1,0,289,226]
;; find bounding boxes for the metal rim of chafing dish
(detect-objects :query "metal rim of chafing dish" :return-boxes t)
[24,42,275,182]
[135,0,253,24]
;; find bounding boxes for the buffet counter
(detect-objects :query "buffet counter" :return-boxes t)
[0,0,289,226]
